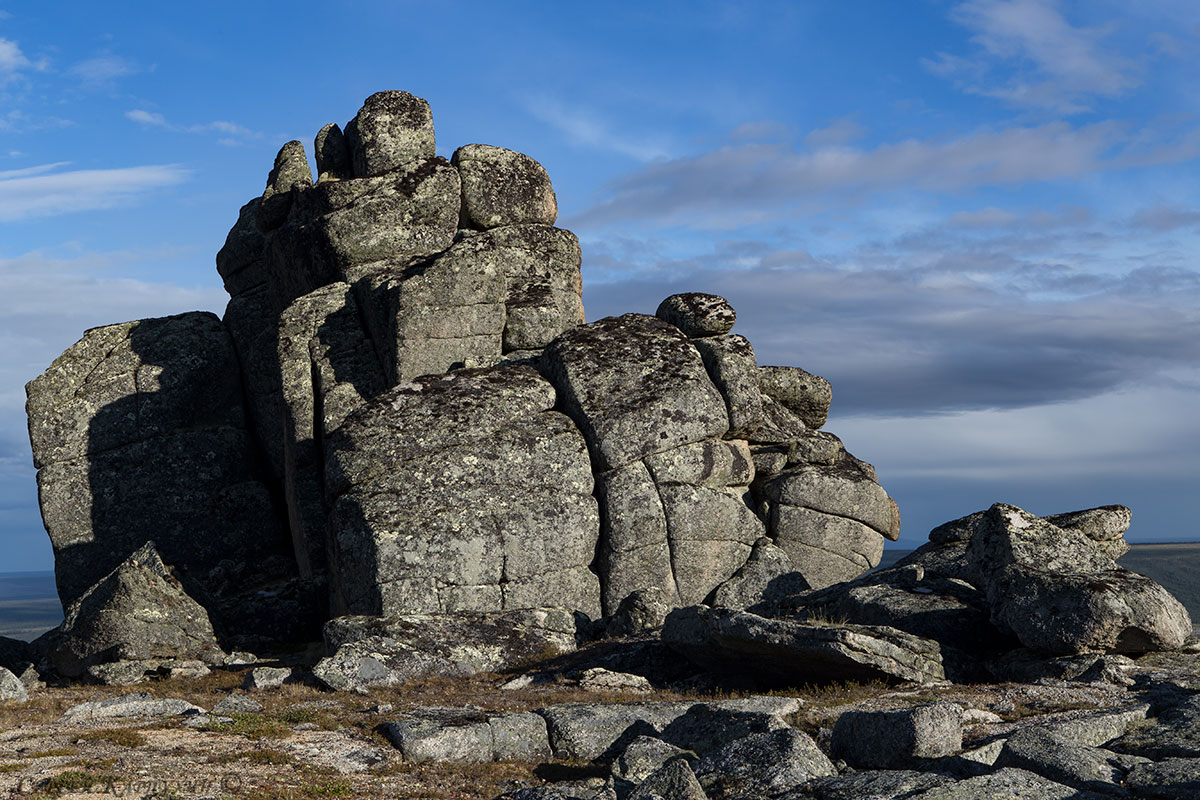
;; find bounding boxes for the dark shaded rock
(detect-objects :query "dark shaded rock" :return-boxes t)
[894,541,980,586]
[346,90,436,178]
[537,701,694,762]
[662,605,945,685]
[994,726,1134,796]
[832,702,963,769]
[709,537,809,611]
[313,610,578,691]
[315,122,351,181]
[1110,696,1200,758]
[452,144,558,230]
[694,729,835,800]
[613,736,694,783]
[47,542,224,678]
[628,757,708,800]
[758,365,831,430]
[659,704,789,756]
[257,140,313,232]
[216,197,268,297]
[805,769,951,800]
[543,314,728,471]
[751,396,810,444]
[0,636,33,674]
[903,767,1109,799]
[1125,757,1200,800]
[655,293,736,338]
[692,334,763,440]
[606,588,673,637]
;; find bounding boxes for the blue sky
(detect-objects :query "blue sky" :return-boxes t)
[1,1,1198,571]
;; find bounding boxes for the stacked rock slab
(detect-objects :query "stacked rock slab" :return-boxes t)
[27,89,903,664]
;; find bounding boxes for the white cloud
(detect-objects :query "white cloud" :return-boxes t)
[125,109,264,145]
[69,53,138,88]
[0,35,31,85]
[0,163,191,221]
[930,0,1141,113]
[521,94,673,161]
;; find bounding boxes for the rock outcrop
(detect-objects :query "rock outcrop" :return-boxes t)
[25,90,901,675]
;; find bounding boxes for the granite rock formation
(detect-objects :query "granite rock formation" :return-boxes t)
[25,90,898,677]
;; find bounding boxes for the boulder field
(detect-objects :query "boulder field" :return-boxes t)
[5,89,1197,800]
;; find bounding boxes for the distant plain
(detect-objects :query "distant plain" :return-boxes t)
[1,544,1197,642]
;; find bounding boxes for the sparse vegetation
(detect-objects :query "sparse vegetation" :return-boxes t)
[79,728,147,747]
[207,748,295,766]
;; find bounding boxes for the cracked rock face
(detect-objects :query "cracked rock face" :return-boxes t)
[27,89,907,673]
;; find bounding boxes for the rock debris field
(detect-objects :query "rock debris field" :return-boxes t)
[4,90,1200,799]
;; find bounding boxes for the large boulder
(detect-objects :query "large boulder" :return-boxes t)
[345,90,436,178]
[967,504,1191,655]
[47,542,224,678]
[25,312,300,641]
[324,365,601,618]
[662,605,946,685]
[452,144,558,230]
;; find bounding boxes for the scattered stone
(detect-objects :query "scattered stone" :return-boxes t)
[61,692,203,721]
[613,736,694,783]
[832,702,963,768]
[86,660,154,685]
[0,666,27,702]
[384,709,549,762]
[213,693,264,714]
[224,651,258,666]
[577,668,652,692]
[243,666,294,690]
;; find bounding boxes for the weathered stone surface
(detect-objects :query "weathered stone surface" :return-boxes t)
[47,542,224,678]
[315,122,351,182]
[769,505,886,589]
[751,396,809,444]
[313,610,577,691]
[613,736,693,783]
[691,335,763,440]
[578,668,652,692]
[0,636,33,674]
[761,460,900,540]
[693,729,835,800]
[662,605,946,685]
[659,484,765,606]
[345,90,435,178]
[86,660,154,685]
[452,144,558,230]
[758,365,831,429]
[1111,696,1200,758]
[1125,757,1200,799]
[384,709,549,762]
[595,462,677,616]
[967,504,1114,576]
[538,701,694,761]
[213,693,263,714]
[895,541,980,586]
[709,537,808,611]
[628,758,708,800]
[1037,704,1151,747]
[606,588,673,636]
[543,314,729,471]
[659,704,789,756]
[0,666,27,702]
[643,439,755,489]
[453,225,583,352]
[806,770,952,800]
[243,666,294,690]
[325,366,599,618]
[987,566,1191,656]
[903,767,1106,799]
[656,293,737,338]
[61,692,203,721]
[994,726,1134,796]
[258,140,313,232]
[216,197,268,297]
[832,702,963,768]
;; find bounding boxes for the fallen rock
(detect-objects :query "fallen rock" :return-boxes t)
[994,726,1137,796]
[0,666,27,702]
[384,709,549,762]
[243,666,294,690]
[213,693,264,714]
[61,692,203,721]
[612,736,694,783]
[537,701,694,762]
[1110,695,1200,758]
[693,729,835,800]
[577,668,652,693]
[48,541,225,678]
[313,610,578,692]
[628,757,707,800]
[831,702,963,768]
[662,605,946,685]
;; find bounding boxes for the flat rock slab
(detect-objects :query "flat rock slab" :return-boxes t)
[1125,757,1200,799]
[384,709,549,762]
[662,605,946,685]
[1111,696,1200,758]
[61,692,203,721]
[903,767,1110,799]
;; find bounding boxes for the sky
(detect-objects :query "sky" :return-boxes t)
[1,1,1198,572]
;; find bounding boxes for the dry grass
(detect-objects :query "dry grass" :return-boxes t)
[77,728,147,748]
